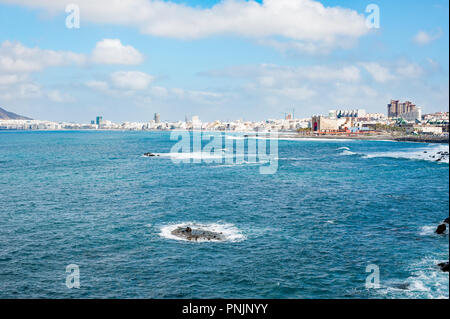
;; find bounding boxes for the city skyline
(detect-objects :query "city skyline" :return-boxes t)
[0,0,449,123]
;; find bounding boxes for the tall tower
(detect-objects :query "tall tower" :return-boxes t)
[154,113,160,123]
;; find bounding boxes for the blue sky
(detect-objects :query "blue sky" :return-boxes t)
[0,0,448,122]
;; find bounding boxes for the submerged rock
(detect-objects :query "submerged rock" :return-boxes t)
[435,224,446,234]
[393,283,410,290]
[143,152,159,157]
[444,217,449,224]
[171,226,225,241]
[438,262,449,272]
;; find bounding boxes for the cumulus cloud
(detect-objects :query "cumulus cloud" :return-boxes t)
[110,71,153,90]
[413,29,442,46]
[91,39,144,65]
[0,0,370,53]
[202,64,361,84]
[86,80,109,91]
[0,74,28,85]
[359,62,395,83]
[0,39,143,75]
[47,90,75,103]
[0,41,86,73]
[360,61,424,82]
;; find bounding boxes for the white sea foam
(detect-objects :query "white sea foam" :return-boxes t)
[225,136,355,142]
[362,144,449,164]
[155,151,233,160]
[337,147,350,150]
[159,222,246,243]
[376,256,449,299]
[420,225,448,236]
[339,150,357,156]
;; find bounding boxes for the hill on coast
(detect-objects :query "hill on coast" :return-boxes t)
[0,107,32,120]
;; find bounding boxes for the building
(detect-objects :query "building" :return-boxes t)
[154,113,160,123]
[191,115,201,129]
[95,116,103,125]
[387,100,421,121]
[311,116,345,132]
[329,109,366,118]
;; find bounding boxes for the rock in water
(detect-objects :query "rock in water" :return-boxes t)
[438,262,449,272]
[435,224,447,234]
[171,226,225,241]
[444,217,449,224]
[393,283,410,290]
[143,152,159,157]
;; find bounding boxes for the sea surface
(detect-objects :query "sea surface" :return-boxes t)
[0,130,448,299]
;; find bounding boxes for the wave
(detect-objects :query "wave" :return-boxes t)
[154,151,233,160]
[362,144,449,164]
[159,222,246,243]
[225,135,356,142]
[375,257,449,299]
[339,150,357,156]
[337,147,350,150]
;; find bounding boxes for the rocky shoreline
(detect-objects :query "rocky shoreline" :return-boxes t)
[435,217,449,272]
[285,134,449,144]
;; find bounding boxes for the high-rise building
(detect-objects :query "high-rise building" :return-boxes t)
[95,116,103,125]
[388,100,421,118]
[192,115,201,129]
[154,113,160,123]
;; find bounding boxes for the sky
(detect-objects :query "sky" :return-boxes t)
[0,0,448,123]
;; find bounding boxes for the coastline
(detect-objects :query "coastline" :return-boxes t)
[276,133,449,144]
[1,129,449,144]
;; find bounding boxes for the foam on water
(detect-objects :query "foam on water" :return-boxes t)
[362,144,449,164]
[420,225,448,236]
[339,150,357,156]
[155,151,233,160]
[159,222,246,243]
[376,257,449,299]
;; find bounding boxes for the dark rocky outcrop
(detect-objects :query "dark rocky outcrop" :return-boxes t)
[143,152,159,157]
[171,226,225,241]
[438,262,449,272]
[435,224,446,234]
[444,217,449,224]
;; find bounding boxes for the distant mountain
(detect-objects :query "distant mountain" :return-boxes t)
[0,107,32,120]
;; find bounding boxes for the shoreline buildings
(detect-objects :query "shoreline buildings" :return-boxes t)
[387,100,422,121]
[1,100,448,135]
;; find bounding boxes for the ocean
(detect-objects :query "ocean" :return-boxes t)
[0,130,448,298]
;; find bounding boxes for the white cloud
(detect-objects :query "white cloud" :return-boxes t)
[413,29,442,46]
[360,61,424,82]
[110,71,153,90]
[0,41,86,73]
[395,62,423,78]
[203,64,361,84]
[0,74,28,85]
[268,86,317,100]
[360,62,395,83]
[1,0,370,53]
[0,39,143,75]
[86,80,109,91]
[47,90,75,103]
[91,39,144,65]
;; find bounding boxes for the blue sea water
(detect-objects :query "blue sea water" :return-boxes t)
[0,130,448,299]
